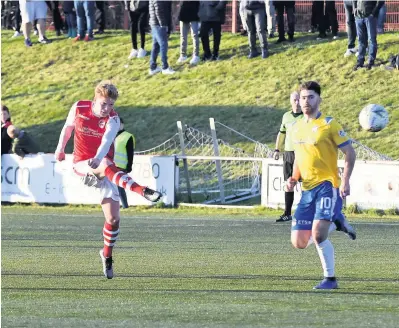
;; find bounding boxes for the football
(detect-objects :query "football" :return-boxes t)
[358,104,389,132]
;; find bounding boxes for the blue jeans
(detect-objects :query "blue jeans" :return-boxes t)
[150,26,169,70]
[74,1,95,37]
[377,4,387,31]
[355,16,377,64]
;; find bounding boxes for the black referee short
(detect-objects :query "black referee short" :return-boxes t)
[283,151,295,181]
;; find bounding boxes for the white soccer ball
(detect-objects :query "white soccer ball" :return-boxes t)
[358,104,389,132]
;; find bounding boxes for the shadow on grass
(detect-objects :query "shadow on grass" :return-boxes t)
[3,272,399,283]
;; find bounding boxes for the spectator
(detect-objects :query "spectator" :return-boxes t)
[7,125,40,159]
[199,0,227,61]
[10,1,22,38]
[243,0,269,59]
[177,0,201,65]
[315,0,339,40]
[1,105,13,156]
[273,0,295,43]
[63,0,77,38]
[126,0,149,59]
[114,118,135,209]
[353,0,385,71]
[273,92,303,223]
[377,2,387,34]
[265,0,275,38]
[309,0,319,33]
[95,0,106,34]
[19,0,51,47]
[148,0,175,75]
[46,1,64,36]
[344,0,357,57]
[239,0,248,36]
[74,0,96,41]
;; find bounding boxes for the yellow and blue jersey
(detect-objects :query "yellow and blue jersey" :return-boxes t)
[292,112,351,190]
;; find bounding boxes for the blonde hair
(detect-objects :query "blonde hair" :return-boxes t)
[94,80,119,100]
[7,125,19,139]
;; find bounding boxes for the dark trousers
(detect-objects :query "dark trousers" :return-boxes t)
[315,0,338,36]
[95,0,105,31]
[310,1,319,28]
[200,21,222,58]
[245,7,268,51]
[118,186,129,208]
[344,2,356,49]
[63,1,77,29]
[274,2,295,38]
[356,16,377,64]
[46,1,63,32]
[150,25,169,70]
[129,9,148,50]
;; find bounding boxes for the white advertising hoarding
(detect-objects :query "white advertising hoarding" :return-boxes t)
[1,154,176,206]
[262,159,399,211]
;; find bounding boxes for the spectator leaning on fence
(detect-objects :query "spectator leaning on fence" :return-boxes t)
[126,0,149,59]
[7,125,40,159]
[344,0,357,57]
[199,0,227,61]
[243,0,269,59]
[148,0,175,75]
[74,0,96,42]
[353,0,385,71]
[1,105,13,156]
[19,0,51,47]
[177,0,201,65]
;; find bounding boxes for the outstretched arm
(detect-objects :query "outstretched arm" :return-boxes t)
[55,104,76,161]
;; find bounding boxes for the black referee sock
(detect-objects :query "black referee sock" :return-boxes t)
[284,192,294,216]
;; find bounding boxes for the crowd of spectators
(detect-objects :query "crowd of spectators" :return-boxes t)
[0,1,392,73]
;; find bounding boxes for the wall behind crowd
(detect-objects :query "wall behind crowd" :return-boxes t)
[40,0,399,33]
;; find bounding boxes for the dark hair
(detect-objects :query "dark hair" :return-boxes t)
[119,117,124,124]
[2,105,9,113]
[299,81,321,96]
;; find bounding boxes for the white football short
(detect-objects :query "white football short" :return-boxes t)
[73,160,120,203]
[19,0,48,24]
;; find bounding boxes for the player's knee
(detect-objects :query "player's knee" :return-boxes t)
[106,216,120,226]
[291,239,308,249]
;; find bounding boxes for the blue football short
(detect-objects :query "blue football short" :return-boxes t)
[292,181,343,231]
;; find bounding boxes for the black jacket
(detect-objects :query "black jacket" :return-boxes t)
[353,1,385,18]
[1,121,12,155]
[149,0,172,28]
[245,0,265,11]
[179,1,200,23]
[198,1,227,24]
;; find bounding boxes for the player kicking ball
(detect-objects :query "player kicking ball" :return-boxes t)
[286,81,356,290]
[55,81,162,279]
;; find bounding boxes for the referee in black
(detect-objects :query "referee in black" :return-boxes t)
[273,91,303,222]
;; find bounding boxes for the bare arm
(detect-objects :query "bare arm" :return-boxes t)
[55,104,76,154]
[275,132,286,151]
[339,143,356,197]
[94,116,120,162]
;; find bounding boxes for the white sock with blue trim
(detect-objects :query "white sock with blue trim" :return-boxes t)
[315,239,335,278]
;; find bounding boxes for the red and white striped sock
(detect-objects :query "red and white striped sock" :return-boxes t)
[103,222,120,258]
[104,164,144,195]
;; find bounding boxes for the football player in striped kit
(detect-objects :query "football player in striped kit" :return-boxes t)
[55,81,162,279]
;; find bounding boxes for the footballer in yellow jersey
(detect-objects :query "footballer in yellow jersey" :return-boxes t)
[285,81,357,290]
